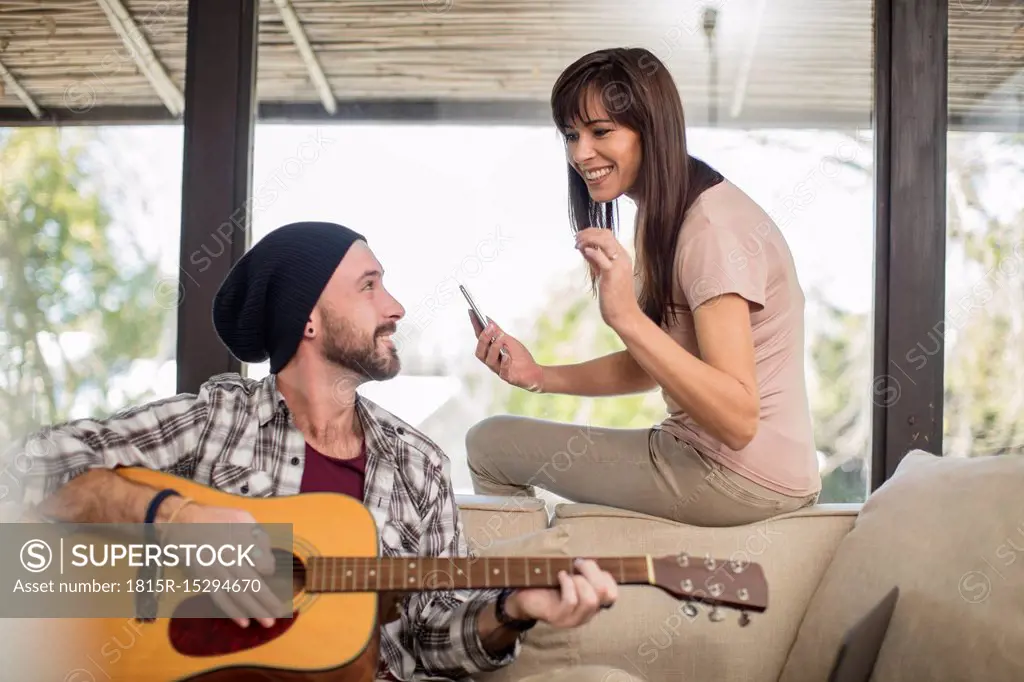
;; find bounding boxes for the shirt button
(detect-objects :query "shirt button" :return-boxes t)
[240,484,249,494]
[291,457,300,465]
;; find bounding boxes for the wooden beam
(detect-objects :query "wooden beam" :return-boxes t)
[0,101,879,129]
[271,0,337,114]
[95,0,184,116]
[176,0,258,394]
[871,0,948,487]
[1,99,1012,132]
[0,58,42,119]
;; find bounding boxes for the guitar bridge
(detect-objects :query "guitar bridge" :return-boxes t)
[133,563,162,622]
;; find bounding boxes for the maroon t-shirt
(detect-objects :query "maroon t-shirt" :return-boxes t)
[298,440,367,501]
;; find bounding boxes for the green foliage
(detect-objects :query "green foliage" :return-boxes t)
[941,132,1024,457]
[807,295,872,502]
[0,128,168,444]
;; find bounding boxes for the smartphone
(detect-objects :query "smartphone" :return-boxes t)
[460,284,508,358]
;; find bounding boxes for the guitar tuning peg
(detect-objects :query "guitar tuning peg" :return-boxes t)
[738,611,751,627]
[708,606,725,623]
[683,603,699,620]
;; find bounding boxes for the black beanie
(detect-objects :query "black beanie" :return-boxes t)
[212,221,366,374]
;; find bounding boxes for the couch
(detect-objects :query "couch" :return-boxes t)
[454,449,1024,682]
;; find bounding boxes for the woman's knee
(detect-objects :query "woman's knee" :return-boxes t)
[465,415,514,470]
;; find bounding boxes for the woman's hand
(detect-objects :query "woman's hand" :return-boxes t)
[575,228,642,330]
[469,311,544,392]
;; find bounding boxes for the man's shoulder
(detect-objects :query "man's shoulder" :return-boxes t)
[195,372,276,405]
[198,372,265,394]
[187,372,280,424]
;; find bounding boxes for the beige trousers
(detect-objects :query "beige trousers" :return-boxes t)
[466,415,818,527]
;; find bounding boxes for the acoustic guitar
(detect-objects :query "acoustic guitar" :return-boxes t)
[34,467,769,681]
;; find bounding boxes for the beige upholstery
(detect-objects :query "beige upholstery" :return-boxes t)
[459,494,550,554]
[550,503,857,682]
[456,450,1020,681]
[778,451,1024,682]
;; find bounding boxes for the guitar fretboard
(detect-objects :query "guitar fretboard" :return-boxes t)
[304,556,652,593]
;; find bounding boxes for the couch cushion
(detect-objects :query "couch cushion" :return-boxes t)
[457,494,550,554]
[778,450,1024,682]
[544,502,859,682]
[471,525,579,682]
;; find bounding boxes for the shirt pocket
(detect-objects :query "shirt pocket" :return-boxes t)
[211,463,275,498]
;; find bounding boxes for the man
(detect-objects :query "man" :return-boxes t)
[2,221,634,682]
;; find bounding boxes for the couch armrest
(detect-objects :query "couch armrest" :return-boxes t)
[553,501,862,524]
[455,493,548,514]
[456,494,550,552]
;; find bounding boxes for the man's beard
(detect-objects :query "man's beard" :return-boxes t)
[320,313,400,382]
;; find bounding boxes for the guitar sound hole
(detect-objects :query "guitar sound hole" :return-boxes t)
[168,597,299,657]
[169,550,307,658]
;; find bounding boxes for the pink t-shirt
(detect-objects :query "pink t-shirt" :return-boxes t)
[657,179,820,497]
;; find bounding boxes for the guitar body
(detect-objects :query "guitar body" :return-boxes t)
[49,467,384,682]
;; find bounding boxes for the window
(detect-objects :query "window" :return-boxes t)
[243,1,877,501]
[0,125,182,448]
[943,2,1024,458]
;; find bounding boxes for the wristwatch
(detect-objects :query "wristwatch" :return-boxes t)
[495,588,537,632]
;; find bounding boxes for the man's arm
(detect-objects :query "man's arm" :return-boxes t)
[2,391,208,522]
[379,455,523,680]
[30,469,194,524]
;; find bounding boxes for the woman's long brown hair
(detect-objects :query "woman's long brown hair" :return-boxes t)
[550,47,724,328]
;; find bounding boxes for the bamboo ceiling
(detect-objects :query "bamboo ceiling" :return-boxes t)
[0,0,1020,127]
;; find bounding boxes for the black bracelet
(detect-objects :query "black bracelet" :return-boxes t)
[144,489,181,526]
[495,588,537,632]
[137,489,178,622]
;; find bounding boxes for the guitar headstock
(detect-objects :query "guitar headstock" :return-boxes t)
[650,552,767,626]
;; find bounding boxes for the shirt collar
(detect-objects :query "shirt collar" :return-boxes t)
[256,373,401,456]
[256,373,289,426]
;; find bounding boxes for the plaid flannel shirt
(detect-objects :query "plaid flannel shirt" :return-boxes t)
[2,372,522,681]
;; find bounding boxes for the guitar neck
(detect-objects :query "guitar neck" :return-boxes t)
[304,556,653,593]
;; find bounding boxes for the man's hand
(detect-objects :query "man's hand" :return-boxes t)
[505,558,618,628]
[160,501,284,629]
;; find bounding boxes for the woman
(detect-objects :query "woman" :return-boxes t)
[465,47,821,527]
